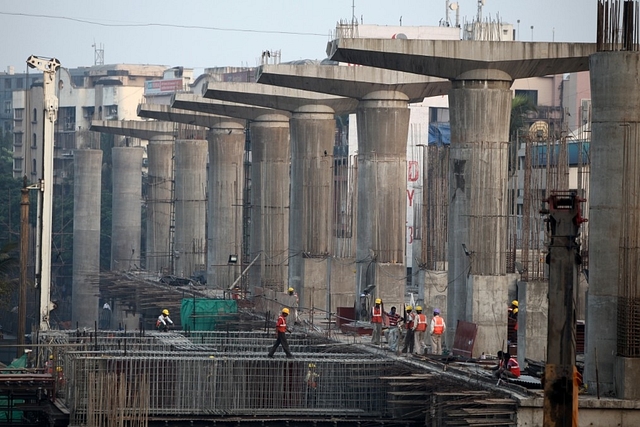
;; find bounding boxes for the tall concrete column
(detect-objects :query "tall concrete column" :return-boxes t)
[146,135,174,274]
[72,149,102,328]
[446,77,511,354]
[356,91,409,306]
[208,122,245,289]
[248,113,290,293]
[289,106,335,306]
[586,51,640,398]
[111,147,143,271]
[174,139,207,278]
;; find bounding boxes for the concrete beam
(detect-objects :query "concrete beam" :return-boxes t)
[137,103,245,128]
[202,82,358,114]
[171,94,291,121]
[327,39,597,80]
[90,120,175,139]
[256,64,450,102]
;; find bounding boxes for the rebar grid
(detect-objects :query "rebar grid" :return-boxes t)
[66,354,398,424]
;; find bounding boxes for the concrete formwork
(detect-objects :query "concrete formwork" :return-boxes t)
[173,139,207,278]
[587,51,640,398]
[111,147,143,271]
[72,149,103,328]
[146,135,174,274]
[206,121,245,289]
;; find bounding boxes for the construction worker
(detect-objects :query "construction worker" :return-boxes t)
[371,298,383,345]
[268,307,294,358]
[401,306,415,354]
[430,308,446,355]
[45,354,55,375]
[287,287,301,324]
[413,306,428,354]
[385,306,401,352]
[508,300,519,344]
[156,309,174,332]
[492,351,521,380]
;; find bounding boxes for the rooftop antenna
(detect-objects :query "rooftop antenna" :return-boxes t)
[445,0,450,26]
[351,0,356,25]
[450,2,460,28]
[92,41,104,66]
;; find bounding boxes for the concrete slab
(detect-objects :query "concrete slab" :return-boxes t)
[137,103,245,128]
[202,82,358,114]
[171,93,291,121]
[256,64,450,101]
[327,39,597,81]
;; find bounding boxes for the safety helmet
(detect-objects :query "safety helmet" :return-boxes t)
[162,309,169,316]
[49,355,54,360]
[416,306,422,312]
[511,300,518,307]
[288,287,294,293]
[375,298,382,304]
[406,305,412,311]
[434,308,441,315]
[282,308,290,315]
[309,363,316,368]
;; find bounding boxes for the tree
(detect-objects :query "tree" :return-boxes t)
[509,94,538,173]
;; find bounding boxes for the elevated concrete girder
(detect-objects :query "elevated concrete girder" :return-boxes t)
[327,39,596,356]
[137,103,246,289]
[170,94,291,294]
[202,82,358,310]
[256,64,450,101]
[255,65,451,313]
[90,119,175,140]
[327,39,596,80]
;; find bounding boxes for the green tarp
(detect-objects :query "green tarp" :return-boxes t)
[180,299,237,331]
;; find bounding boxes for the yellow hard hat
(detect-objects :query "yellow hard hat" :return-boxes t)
[309,363,316,368]
[406,305,412,311]
[375,298,382,304]
[282,308,290,315]
[288,287,294,293]
[416,306,422,312]
[56,366,63,372]
[49,355,54,360]
[511,300,518,307]
[162,309,169,316]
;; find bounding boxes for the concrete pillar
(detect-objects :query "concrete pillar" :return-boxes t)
[146,135,174,274]
[174,139,207,278]
[248,113,290,294]
[72,149,102,328]
[586,51,640,398]
[111,147,143,271]
[289,106,335,308]
[446,78,511,356]
[207,122,246,289]
[355,91,408,310]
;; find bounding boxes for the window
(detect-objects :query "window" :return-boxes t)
[4,101,11,115]
[32,133,37,149]
[429,107,449,124]
[104,105,118,120]
[4,79,11,89]
[32,108,37,123]
[515,90,538,106]
[14,108,23,120]
[16,78,23,89]
[14,132,23,146]
[13,158,23,171]
[32,158,37,175]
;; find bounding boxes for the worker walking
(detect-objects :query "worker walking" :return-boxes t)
[401,306,415,355]
[413,306,428,354]
[430,308,446,355]
[371,298,383,345]
[385,306,401,352]
[156,309,174,332]
[268,307,294,358]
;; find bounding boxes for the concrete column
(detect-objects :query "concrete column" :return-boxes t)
[207,122,246,289]
[111,147,143,271]
[355,90,408,310]
[174,139,207,278]
[586,51,640,398]
[146,135,174,274]
[289,106,335,308]
[446,78,511,356]
[248,113,290,294]
[72,149,102,328]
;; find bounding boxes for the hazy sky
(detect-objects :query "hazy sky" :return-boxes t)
[1,0,597,73]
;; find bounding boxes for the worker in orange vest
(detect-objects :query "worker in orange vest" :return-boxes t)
[268,307,293,358]
[371,298,383,345]
[413,306,428,354]
[430,308,446,355]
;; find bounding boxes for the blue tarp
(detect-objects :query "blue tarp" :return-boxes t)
[428,122,451,145]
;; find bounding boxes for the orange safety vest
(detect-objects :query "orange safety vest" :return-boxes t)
[276,315,288,333]
[371,306,383,323]
[415,313,427,331]
[432,316,444,335]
